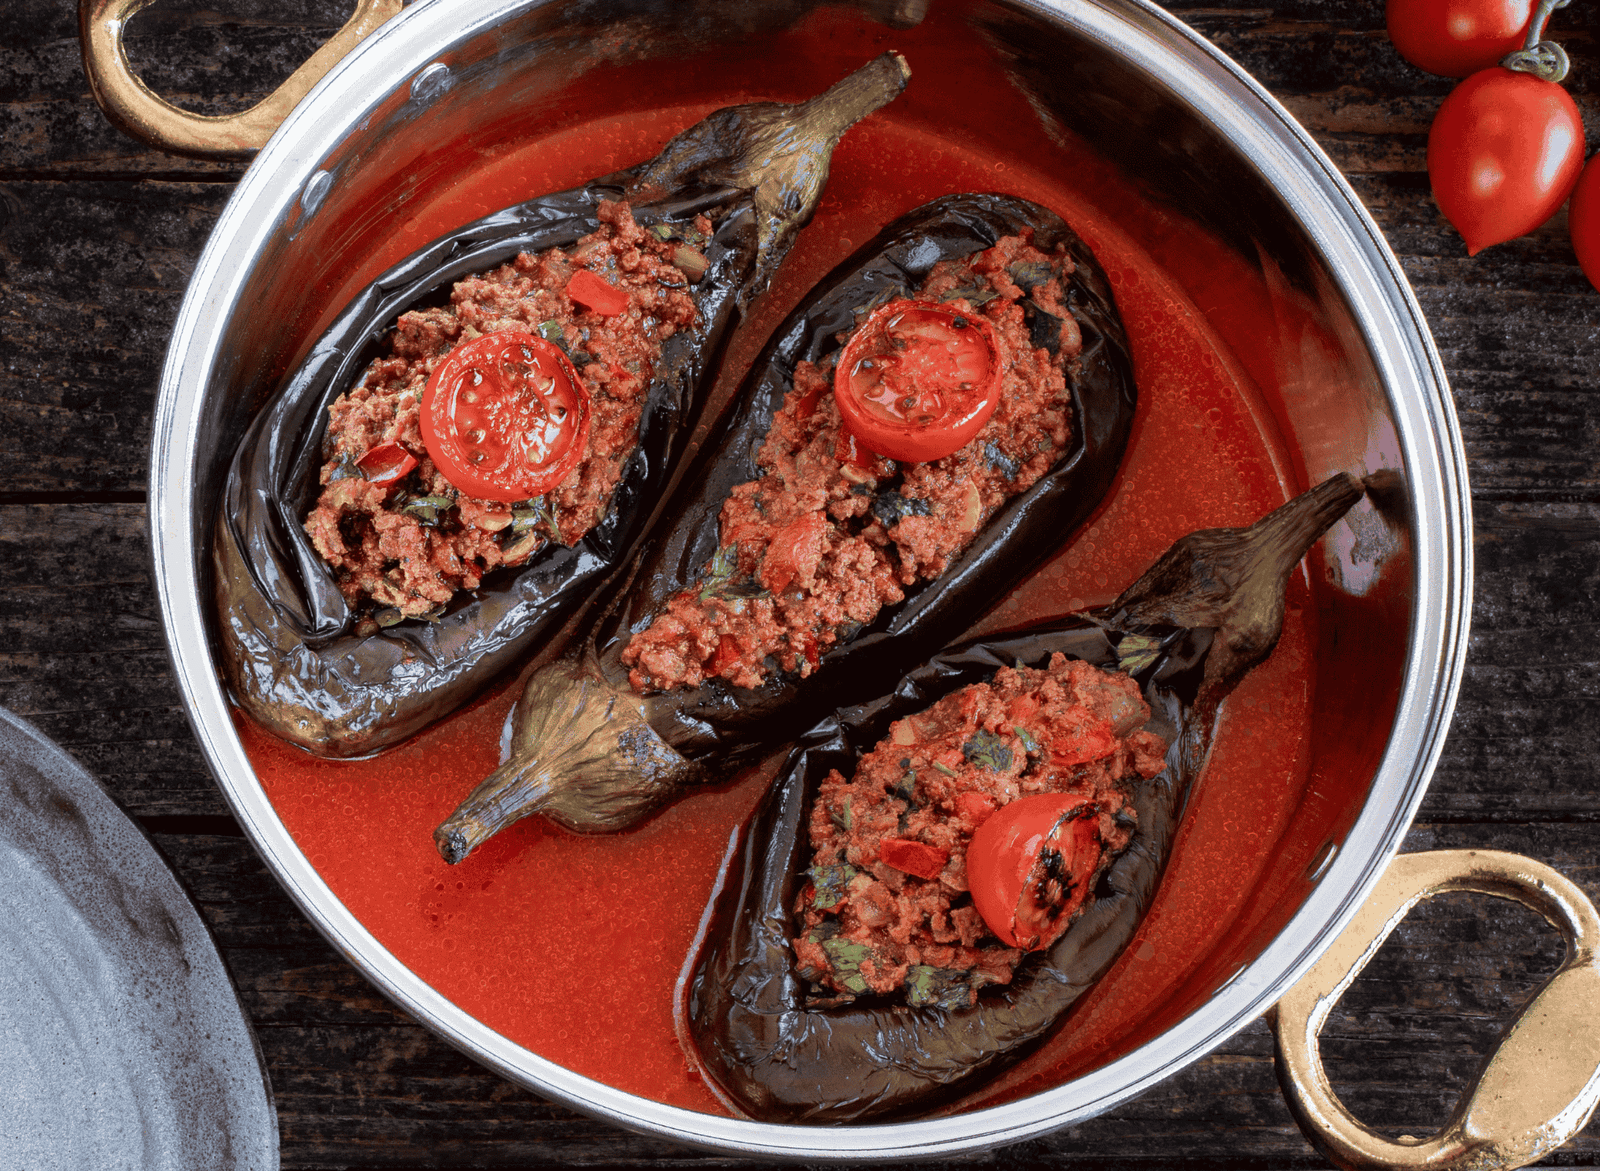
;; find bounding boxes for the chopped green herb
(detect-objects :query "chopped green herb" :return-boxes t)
[807,919,841,944]
[905,965,976,1010]
[1007,260,1056,292]
[820,938,875,995]
[698,546,737,600]
[933,761,958,777]
[962,728,1014,773]
[326,451,362,482]
[1015,727,1041,757]
[892,770,917,804]
[399,495,455,525]
[939,283,999,307]
[698,545,767,601]
[829,797,853,831]
[1117,633,1165,675]
[373,607,404,628]
[808,863,857,911]
[510,497,561,543]
[535,319,566,349]
[648,223,676,242]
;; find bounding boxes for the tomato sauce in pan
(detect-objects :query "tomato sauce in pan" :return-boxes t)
[242,37,1357,1116]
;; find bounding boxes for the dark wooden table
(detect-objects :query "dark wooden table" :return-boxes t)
[5,0,1599,1167]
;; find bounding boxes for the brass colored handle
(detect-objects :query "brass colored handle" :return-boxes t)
[78,0,403,159]
[1270,849,1600,1171]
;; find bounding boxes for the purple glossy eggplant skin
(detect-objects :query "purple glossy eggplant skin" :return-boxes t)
[684,620,1202,1124]
[609,192,1139,764]
[683,473,1366,1123]
[212,55,909,758]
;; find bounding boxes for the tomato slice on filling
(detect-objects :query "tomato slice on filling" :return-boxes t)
[967,792,1102,950]
[420,331,590,503]
[833,299,1001,463]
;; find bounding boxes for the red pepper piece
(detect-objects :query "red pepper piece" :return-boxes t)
[878,838,950,880]
[567,268,630,316]
[355,440,417,487]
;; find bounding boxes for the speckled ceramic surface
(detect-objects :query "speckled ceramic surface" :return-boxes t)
[0,707,276,1170]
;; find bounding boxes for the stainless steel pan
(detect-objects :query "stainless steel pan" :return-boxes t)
[94,0,1600,1161]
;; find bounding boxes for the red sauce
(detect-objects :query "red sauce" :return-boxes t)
[242,22,1365,1119]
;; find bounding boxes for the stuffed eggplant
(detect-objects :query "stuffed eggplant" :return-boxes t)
[214,53,910,758]
[435,191,1137,862]
[683,472,1366,1123]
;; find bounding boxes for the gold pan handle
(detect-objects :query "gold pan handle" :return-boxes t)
[79,0,403,159]
[1270,849,1600,1171]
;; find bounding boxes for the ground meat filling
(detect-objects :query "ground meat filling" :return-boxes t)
[791,655,1168,1010]
[303,201,706,628]
[621,232,1082,693]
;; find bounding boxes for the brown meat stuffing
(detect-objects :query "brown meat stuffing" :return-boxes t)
[792,655,1168,1009]
[622,232,1080,692]
[303,201,706,624]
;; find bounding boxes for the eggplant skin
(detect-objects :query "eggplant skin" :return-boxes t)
[608,192,1140,764]
[683,473,1366,1124]
[212,55,909,758]
[684,622,1202,1124]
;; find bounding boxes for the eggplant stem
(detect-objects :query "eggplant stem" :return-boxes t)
[434,758,558,865]
[433,653,702,864]
[626,52,911,293]
[1107,472,1365,687]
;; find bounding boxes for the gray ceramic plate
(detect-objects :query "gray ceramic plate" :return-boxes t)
[0,707,277,1170]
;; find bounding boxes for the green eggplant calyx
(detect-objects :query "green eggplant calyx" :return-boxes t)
[625,53,911,299]
[1104,472,1365,690]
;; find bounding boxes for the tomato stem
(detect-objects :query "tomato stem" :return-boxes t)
[1501,0,1572,81]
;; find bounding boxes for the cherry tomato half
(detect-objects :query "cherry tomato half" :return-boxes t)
[1570,154,1600,293]
[420,331,590,503]
[834,299,1002,463]
[967,792,1102,951]
[1427,67,1584,255]
[1386,0,1534,78]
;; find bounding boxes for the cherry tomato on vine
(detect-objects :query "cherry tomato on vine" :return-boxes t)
[420,330,590,502]
[1386,0,1534,77]
[834,299,1002,463]
[1427,66,1584,255]
[1569,154,1600,293]
[967,792,1102,951]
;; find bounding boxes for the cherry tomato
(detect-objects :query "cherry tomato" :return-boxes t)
[967,792,1101,951]
[1569,153,1600,293]
[834,299,1001,463]
[420,330,590,503]
[1387,0,1534,77]
[1427,67,1584,255]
